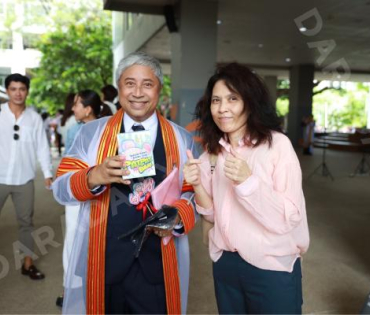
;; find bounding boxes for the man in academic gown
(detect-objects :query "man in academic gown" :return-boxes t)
[52,52,198,314]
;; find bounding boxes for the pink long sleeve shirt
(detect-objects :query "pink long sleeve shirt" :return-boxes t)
[196,132,309,272]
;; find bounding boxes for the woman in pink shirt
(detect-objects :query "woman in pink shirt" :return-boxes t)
[184,63,309,314]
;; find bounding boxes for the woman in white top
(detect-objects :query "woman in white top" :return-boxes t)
[56,90,102,308]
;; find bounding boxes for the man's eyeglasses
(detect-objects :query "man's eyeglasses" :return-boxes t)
[14,125,20,140]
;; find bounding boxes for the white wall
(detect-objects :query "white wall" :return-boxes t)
[112,12,165,83]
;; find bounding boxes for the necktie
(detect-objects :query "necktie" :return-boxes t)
[132,124,145,132]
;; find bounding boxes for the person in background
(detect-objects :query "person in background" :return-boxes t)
[100,102,113,118]
[184,63,309,314]
[0,73,53,280]
[302,114,315,155]
[56,89,102,308]
[64,90,102,153]
[53,109,64,157]
[101,84,118,114]
[59,93,77,153]
[41,111,52,146]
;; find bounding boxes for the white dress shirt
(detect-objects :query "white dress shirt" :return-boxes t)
[0,103,53,185]
[88,112,158,193]
[123,111,158,148]
[123,112,184,231]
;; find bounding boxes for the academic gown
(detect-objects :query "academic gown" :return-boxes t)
[52,109,198,314]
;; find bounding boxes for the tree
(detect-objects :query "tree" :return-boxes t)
[275,79,344,118]
[276,79,290,117]
[28,1,112,114]
[313,82,368,131]
[158,75,172,117]
[0,3,15,49]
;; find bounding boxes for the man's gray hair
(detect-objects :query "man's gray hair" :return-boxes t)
[115,51,163,86]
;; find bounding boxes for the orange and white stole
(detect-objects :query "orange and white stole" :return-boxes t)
[58,109,186,314]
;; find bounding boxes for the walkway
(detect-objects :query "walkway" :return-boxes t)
[0,148,369,314]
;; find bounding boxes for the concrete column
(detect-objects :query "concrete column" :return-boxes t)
[170,0,218,127]
[288,64,314,145]
[264,75,277,107]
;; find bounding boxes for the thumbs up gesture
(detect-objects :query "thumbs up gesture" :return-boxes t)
[224,147,252,185]
[183,150,202,187]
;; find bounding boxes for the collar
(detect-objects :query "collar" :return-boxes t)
[1,102,27,119]
[123,111,158,132]
[1,102,10,114]
[219,137,246,153]
[219,135,256,152]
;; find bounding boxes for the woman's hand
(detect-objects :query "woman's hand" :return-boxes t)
[87,155,131,188]
[224,147,251,185]
[184,150,214,210]
[183,150,202,187]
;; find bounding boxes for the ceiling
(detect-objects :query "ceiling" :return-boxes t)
[105,0,370,81]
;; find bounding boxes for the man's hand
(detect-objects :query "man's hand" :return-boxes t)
[87,155,131,189]
[44,178,53,189]
[224,147,251,185]
[183,150,202,187]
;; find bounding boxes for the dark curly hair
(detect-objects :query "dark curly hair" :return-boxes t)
[195,63,282,154]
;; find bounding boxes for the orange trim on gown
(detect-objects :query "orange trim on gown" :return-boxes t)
[84,109,182,314]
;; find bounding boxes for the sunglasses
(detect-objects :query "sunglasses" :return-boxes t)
[14,125,20,140]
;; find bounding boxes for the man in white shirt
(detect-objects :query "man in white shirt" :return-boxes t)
[0,73,53,280]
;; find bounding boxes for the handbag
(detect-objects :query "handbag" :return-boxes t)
[201,153,217,247]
